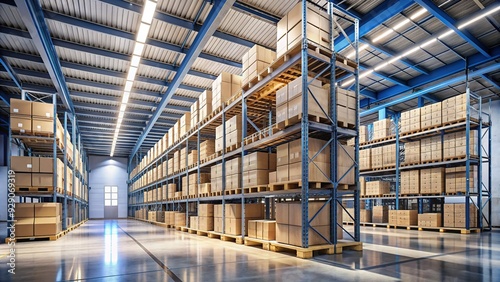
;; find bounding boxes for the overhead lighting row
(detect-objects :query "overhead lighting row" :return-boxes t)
[341,5,500,88]
[110,0,158,157]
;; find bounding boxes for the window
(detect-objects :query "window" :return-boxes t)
[105,186,118,206]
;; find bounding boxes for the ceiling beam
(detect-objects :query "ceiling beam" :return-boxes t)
[130,0,236,160]
[232,1,280,24]
[14,0,74,112]
[413,0,491,58]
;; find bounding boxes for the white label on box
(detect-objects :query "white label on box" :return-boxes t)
[14,108,19,113]
[27,164,32,168]
[18,123,23,127]
[37,125,42,130]
[46,113,50,118]
[20,129,25,133]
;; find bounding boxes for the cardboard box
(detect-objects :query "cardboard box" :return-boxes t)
[288,161,330,183]
[11,156,39,172]
[32,118,54,135]
[15,218,34,237]
[276,85,288,106]
[199,204,214,217]
[10,116,32,134]
[34,217,61,236]
[34,203,61,217]
[248,220,258,238]
[277,143,289,166]
[198,216,214,231]
[32,173,54,187]
[10,99,32,115]
[15,173,32,187]
[259,220,276,240]
[275,203,289,224]
[32,101,54,118]
[15,203,35,218]
[276,165,289,182]
[289,225,330,246]
[372,206,388,223]
[288,201,330,227]
[175,212,186,227]
[288,138,329,164]
[269,171,277,184]
[243,170,269,187]
[276,223,289,244]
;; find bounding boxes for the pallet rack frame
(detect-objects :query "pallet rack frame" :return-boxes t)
[127,0,361,249]
[7,90,89,239]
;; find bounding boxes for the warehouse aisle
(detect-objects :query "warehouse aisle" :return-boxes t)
[0,220,498,281]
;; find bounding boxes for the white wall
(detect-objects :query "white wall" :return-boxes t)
[88,156,128,219]
[483,100,499,227]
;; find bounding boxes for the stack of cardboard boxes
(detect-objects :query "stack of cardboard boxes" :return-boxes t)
[190,204,215,231]
[214,203,263,235]
[421,136,442,162]
[418,213,442,227]
[359,148,371,171]
[164,211,176,226]
[10,99,57,136]
[420,103,442,129]
[198,90,212,121]
[179,112,191,138]
[442,94,474,123]
[225,157,241,191]
[382,144,397,167]
[400,108,421,134]
[242,45,276,86]
[276,2,331,57]
[420,168,444,194]
[443,131,478,160]
[212,72,241,110]
[365,181,390,196]
[188,173,210,196]
[148,211,165,222]
[167,183,176,199]
[210,163,223,193]
[15,203,62,237]
[372,206,388,223]
[242,152,276,188]
[190,101,198,126]
[248,220,276,240]
[371,146,383,169]
[403,141,420,165]
[400,170,420,195]
[373,119,392,140]
[444,203,477,228]
[445,166,477,193]
[11,156,64,190]
[199,140,215,161]
[276,202,342,247]
[225,115,242,150]
[175,212,186,227]
[359,125,368,143]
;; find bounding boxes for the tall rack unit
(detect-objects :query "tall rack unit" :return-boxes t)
[128,0,362,252]
[7,90,89,239]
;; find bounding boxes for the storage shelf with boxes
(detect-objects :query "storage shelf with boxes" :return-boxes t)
[8,91,89,241]
[128,2,362,253]
[346,91,490,233]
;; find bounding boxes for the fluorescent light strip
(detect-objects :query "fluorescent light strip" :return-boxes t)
[372,8,427,43]
[110,0,158,156]
[347,44,368,59]
[458,6,500,29]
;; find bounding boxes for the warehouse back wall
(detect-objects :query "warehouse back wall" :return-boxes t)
[88,156,128,219]
[484,100,499,227]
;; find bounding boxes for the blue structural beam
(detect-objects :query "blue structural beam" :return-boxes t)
[0,27,221,80]
[0,91,15,106]
[14,0,74,112]
[360,45,500,108]
[98,0,255,49]
[361,62,500,116]
[0,57,22,90]
[130,0,236,160]
[334,0,413,52]
[479,73,500,90]
[360,40,429,75]
[414,0,490,58]
[233,1,280,23]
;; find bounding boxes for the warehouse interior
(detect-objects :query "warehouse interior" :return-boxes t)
[0,0,499,280]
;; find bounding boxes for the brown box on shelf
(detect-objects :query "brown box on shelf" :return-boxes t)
[288,201,330,227]
[11,116,32,134]
[397,210,418,226]
[276,223,289,244]
[164,211,175,225]
[288,161,330,183]
[276,85,288,106]
[372,206,388,223]
[199,204,214,217]
[268,171,277,184]
[418,213,442,227]
[389,210,398,225]
[258,220,276,240]
[287,87,329,121]
[175,212,186,227]
[277,143,289,166]
[189,216,198,229]
[34,217,62,236]
[32,118,54,135]
[15,203,35,218]
[197,216,214,231]
[11,156,39,172]
[288,225,330,246]
[32,101,54,119]
[276,165,289,182]
[242,170,269,187]
[34,203,61,217]
[248,220,258,238]
[10,99,32,115]
[275,203,289,224]
[15,218,34,237]
[288,138,329,164]
[32,173,55,187]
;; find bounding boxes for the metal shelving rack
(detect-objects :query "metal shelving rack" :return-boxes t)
[7,90,89,239]
[356,89,492,232]
[127,0,361,249]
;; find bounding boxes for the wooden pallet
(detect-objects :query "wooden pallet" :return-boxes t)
[206,231,244,244]
[420,159,442,164]
[268,180,332,191]
[211,191,223,197]
[224,188,242,195]
[371,166,396,171]
[269,241,362,258]
[244,237,272,250]
[382,193,395,198]
[365,135,396,144]
[400,162,421,167]
[196,230,210,236]
[198,192,210,198]
[15,186,54,193]
[443,118,467,126]
[6,230,66,243]
[243,185,268,194]
[444,155,478,161]
[276,114,329,130]
[337,120,356,129]
[225,143,241,153]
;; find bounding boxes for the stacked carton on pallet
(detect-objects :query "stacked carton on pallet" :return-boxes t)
[403,141,420,165]
[242,45,276,86]
[212,72,241,110]
[276,202,342,247]
[400,108,421,134]
[242,152,276,188]
[365,181,390,196]
[373,119,392,140]
[443,203,477,228]
[372,206,388,223]
[225,157,241,191]
[11,156,65,190]
[421,136,442,162]
[418,213,442,227]
[248,220,276,240]
[445,166,477,193]
[400,170,420,195]
[359,148,371,171]
[420,168,444,194]
[214,203,263,235]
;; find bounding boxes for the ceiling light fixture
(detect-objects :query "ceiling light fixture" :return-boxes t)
[110,0,157,157]
[458,6,500,29]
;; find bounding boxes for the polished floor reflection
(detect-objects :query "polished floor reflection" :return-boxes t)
[0,219,498,281]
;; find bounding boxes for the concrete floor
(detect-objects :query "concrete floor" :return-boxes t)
[0,219,498,281]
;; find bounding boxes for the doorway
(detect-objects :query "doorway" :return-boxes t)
[104,185,118,218]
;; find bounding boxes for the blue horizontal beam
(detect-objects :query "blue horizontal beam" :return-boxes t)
[414,0,490,58]
[14,0,74,112]
[361,62,500,116]
[0,27,220,80]
[334,0,413,52]
[70,101,180,119]
[360,45,500,108]
[233,1,280,23]
[0,57,22,90]
[360,40,429,75]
